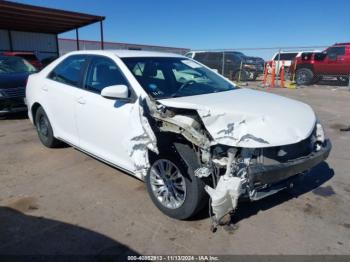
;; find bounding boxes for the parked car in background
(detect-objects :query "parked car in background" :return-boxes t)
[2,52,43,70]
[0,55,37,115]
[267,51,302,75]
[185,51,263,81]
[26,50,331,224]
[290,43,350,85]
[41,56,58,68]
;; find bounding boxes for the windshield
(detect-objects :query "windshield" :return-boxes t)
[121,57,237,99]
[0,56,37,74]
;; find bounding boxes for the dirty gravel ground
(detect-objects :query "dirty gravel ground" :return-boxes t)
[0,86,349,255]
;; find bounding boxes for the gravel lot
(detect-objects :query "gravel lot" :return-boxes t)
[0,85,349,256]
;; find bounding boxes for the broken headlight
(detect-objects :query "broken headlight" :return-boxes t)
[315,121,325,151]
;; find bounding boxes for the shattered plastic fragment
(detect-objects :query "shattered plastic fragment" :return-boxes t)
[125,97,158,179]
[205,176,242,222]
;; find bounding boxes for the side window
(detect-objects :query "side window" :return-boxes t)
[207,53,220,62]
[85,57,128,94]
[274,53,297,61]
[194,53,206,62]
[48,55,87,87]
[225,54,239,63]
[327,47,345,57]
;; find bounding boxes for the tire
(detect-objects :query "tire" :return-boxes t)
[337,76,349,85]
[233,70,248,81]
[35,107,61,148]
[146,152,207,220]
[295,68,314,86]
[313,75,322,84]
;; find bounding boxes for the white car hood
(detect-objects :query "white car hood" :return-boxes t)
[158,88,316,148]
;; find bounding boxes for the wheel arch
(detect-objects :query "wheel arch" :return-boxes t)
[147,132,201,181]
[31,102,42,126]
[296,63,314,72]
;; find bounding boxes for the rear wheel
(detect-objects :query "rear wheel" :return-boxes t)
[35,107,61,148]
[337,76,349,85]
[233,70,248,81]
[295,68,314,86]
[313,75,322,84]
[146,153,207,220]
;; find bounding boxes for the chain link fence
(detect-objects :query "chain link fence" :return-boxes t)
[187,44,350,90]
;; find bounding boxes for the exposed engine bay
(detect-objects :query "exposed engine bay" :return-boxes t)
[128,95,331,231]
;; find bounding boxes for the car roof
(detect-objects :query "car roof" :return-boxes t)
[66,50,185,58]
[334,42,350,46]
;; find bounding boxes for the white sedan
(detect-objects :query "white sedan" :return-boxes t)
[26,50,331,226]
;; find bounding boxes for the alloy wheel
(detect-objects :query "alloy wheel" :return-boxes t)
[149,159,186,209]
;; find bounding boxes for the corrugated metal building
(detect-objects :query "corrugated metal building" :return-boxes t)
[0,1,105,61]
[0,30,58,60]
[58,38,190,55]
[0,1,189,62]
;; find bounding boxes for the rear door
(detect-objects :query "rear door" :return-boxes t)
[75,55,137,171]
[45,55,88,145]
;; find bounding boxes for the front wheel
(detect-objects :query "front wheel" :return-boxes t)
[146,155,207,220]
[295,68,314,86]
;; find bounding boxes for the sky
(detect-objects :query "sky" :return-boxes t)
[13,0,350,58]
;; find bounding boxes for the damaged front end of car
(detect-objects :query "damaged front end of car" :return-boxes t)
[130,96,331,230]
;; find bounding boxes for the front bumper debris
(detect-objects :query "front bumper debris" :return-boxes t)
[248,139,332,186]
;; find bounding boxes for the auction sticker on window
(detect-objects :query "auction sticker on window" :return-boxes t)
[181,60,202,68]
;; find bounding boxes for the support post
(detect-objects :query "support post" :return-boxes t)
[75,28,80,50]
[276,48,281,86]
[8,30,13,51]
[100,20,104,50]
[55,34,59,57]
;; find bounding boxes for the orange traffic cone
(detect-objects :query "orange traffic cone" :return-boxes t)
[280,60,285,88]
[262,62,269,85]
[270,61,276,88]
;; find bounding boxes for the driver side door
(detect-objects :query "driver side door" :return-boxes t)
[75,55,137,172]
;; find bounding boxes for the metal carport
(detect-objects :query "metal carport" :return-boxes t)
[0,1,105,59]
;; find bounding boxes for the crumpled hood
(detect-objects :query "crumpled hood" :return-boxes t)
[159,88,316,148]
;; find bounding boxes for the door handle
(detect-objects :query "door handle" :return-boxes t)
[77,97,86,105]
[41,85,48,91]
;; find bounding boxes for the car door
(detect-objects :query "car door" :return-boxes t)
[224,53,240,78]
[319,46,346,75]
[75,55,137,171]
[45,55,88,145]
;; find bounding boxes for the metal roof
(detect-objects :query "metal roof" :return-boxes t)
[0,1,105,34]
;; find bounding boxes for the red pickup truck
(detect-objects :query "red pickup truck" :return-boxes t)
[290,43,350,85]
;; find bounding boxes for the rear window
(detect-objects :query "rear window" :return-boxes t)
[327,46,346,56]
[0,55,37,74]
[274,53,298,60]
[48,55,87,87]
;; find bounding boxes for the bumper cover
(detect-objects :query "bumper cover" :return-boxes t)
[248,139,332,185]
[0,97,27,115]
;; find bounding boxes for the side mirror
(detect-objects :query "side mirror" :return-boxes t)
[101,85,129,99]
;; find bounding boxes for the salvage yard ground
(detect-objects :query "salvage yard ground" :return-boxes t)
[0,85,349,255]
